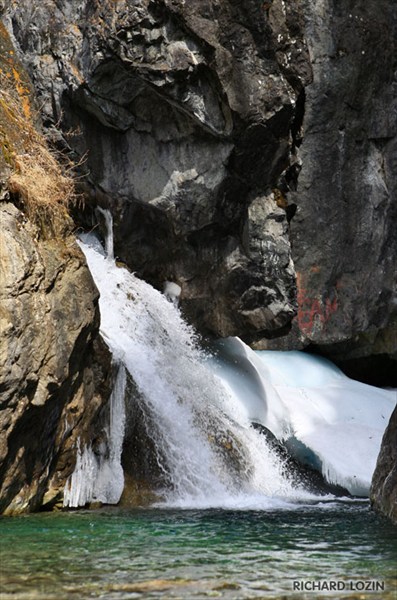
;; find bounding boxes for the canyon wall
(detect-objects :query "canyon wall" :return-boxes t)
[285,0,397,384]
[0,24,112,514]
[3,0,396,371]
[1,1,396,514]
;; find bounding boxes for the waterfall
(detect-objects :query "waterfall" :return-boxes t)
[65,211,396,508]
[68,218,310,509]
[78,234,306,508]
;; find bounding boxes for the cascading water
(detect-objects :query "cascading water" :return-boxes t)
[66,212,312,509]
[65,210,396,509]
[96,206,114,260]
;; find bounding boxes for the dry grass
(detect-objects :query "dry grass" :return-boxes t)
[0,69,75,238]
[8,145,74,238]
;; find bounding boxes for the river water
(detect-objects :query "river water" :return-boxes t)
[0,501,396,599]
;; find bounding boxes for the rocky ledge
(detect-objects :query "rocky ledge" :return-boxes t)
[371,405,397,524]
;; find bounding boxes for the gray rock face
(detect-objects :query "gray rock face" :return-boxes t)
[3,0,311,336]
[286,0,397,356]
[2,0,397,351]
[0,203,111,514]
[371,405,397,524]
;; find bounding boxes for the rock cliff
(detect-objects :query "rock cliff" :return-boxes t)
[3,0,396,369]
[1,0,396,516]
[0,25,112,514]
[0,203,112,514]
[283,0,397,383]
[3,0,312,338]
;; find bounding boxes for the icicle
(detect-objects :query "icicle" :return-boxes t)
[96,207,114,260]
[63,365,126,508]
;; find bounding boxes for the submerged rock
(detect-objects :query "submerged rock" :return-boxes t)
[251,423,350,497]
[371,405,397,524]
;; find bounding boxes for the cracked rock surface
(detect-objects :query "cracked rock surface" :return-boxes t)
[0,204,112,514]
[3,0,311,337]
[3,0,396,354]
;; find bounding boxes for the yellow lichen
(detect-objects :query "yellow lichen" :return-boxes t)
[272,188,288,210]
[0,65,75,238]
[11,66,32,120]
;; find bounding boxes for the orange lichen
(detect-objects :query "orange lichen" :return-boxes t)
[0,25,75,238]
[11,66,32,120]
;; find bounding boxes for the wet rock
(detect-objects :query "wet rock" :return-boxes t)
[371,405,397,524]
[252,423,350,497]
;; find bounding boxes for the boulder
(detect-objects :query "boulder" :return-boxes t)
[371,405,397,524]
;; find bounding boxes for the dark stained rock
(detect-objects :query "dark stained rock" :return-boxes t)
[371,405,397,524]
[259,0,397,365]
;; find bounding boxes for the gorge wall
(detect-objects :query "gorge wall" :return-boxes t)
[0,1,396,514]
[0,24,112,514]
[288,0,397,385]
[0,202,112,514]
[3,0,396,377]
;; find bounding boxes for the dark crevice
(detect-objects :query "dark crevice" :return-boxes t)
[291,88,306,149]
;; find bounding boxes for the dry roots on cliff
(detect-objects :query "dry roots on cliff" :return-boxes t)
[0,70,74,238]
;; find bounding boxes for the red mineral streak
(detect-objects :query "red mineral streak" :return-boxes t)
[296,272,338,336]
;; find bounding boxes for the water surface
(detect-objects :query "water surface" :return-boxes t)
[1,500,396,599]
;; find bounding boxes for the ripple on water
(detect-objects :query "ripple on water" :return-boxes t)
[0,502,396,599]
